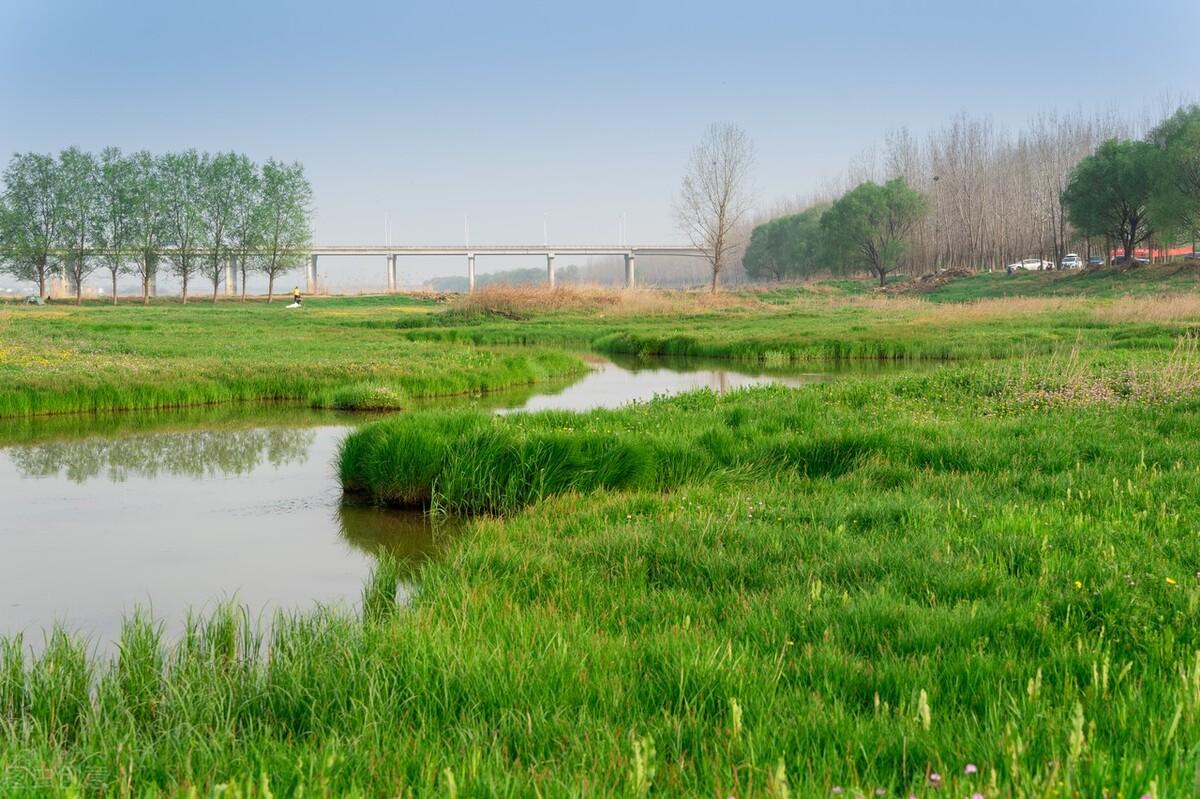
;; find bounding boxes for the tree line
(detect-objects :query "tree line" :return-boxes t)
[0,148,313,303]
[744,104,1200,284]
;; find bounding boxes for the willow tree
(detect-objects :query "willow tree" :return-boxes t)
[1148,105,1200,249]
[821,178,927,287]
[199,152,250,302]
[226,157,263,301]
[128,152,167,304]
[1062,139,1157,261]
[57,147,102,305]
[743,205,827,282]
[160,150,204,303]
[96,147,136,304]
[0,153,64,299]
[254,160,312,303]
[675,123,755,292]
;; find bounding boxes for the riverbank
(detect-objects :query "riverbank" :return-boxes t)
[0,298,584,416]
[396,285,1200,362]
[5,289,1199,418]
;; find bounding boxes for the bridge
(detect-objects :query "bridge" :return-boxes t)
[20,242,709,297]
[301,244,708,293]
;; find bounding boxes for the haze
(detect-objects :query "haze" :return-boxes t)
[0,0,1195,288]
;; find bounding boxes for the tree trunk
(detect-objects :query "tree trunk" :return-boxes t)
[182,273,189,305]
[878,269,887,288]
[76,279,83,306]
[37,268,45,300]
[240,264,249,302]
[142,274,150,305]
[212,281,219,303]
[267,273,274,304]
[112,270,118,305]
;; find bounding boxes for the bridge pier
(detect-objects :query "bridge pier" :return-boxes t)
[387,254,397,293]
[624,253,636,288]
[306,254,318,294]
[467,253,476,293]
[547,252,556,288]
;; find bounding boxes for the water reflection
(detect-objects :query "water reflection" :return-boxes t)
[9,427,315,482]
[336,502,457,565]
[0,403,354,449]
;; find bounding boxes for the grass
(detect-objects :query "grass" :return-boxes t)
[5,344,1200,795]
[0,297,584,416]
[397,285,1200,363]
[903,262,1200,302]
[7,283,1200,419]
[6,284,1200,795]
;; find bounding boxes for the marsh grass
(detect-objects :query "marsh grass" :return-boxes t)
[6,361,1200,795]
[341,345,1197,514]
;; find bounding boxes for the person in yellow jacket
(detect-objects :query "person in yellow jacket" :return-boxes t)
[292,287,302,306]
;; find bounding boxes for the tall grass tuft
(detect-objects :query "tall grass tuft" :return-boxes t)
[362,555,403,625]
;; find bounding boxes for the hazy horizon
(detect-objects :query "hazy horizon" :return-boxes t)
[1,0,1196,292]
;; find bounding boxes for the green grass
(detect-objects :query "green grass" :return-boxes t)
[396,295,1191,363]
[915,263,1200,302]
[5,351,1200,796]
[0,297,585,416]
[5,288,1200,795]
[7,282,1200,419]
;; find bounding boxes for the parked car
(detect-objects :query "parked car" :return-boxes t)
[1087,255,1105,267]
[1060,253,1083,269]
[1006,257,1052,274]
[1183,251,1200,262]
[1111,255,1151,267]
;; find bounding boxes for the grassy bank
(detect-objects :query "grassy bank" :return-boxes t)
[0,298,584,416]
[917,262,1200,302]
[397,285,1200,363]
[6,287,1200,419]
[6,349,1200,795]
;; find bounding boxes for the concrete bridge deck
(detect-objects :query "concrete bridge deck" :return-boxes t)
[303,243,707,293]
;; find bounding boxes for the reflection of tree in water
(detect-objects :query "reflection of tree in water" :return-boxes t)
[336,502,460,569]
[9,427,315,482]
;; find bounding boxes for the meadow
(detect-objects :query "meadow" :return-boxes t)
[3,276,1200,796]
[0,296,583,416]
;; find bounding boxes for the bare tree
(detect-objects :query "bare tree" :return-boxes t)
[780,108,1137,279]
[675,123,755,292]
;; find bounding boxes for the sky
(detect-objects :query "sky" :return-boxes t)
[0,0,1196,291]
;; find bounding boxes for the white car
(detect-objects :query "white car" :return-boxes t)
[1060,253,1083,269]
[1006,258,1052,274]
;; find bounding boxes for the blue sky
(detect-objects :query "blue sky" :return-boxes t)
[0,0,1196,288]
